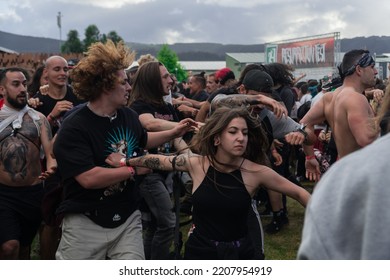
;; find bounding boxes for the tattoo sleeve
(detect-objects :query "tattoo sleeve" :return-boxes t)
[129,154,188,171]
[144,157,162,169]
[43,117,53,140]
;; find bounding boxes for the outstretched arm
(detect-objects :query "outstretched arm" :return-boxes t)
[300,95,326,126]
[212,94,287,119]
[145,118,198,149]
[105,152,192,172]
[260,167,311,207]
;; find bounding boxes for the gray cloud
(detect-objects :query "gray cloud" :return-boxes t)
[0,0,388,44]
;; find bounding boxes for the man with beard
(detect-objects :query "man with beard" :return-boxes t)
[0,67,56,259]
[301,50,382,181]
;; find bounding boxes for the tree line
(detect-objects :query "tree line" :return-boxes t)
[61,25,187,81]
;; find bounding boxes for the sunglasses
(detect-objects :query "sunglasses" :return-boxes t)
[343,52,375,77]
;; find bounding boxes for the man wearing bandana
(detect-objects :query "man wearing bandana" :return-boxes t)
[300,49,383,181]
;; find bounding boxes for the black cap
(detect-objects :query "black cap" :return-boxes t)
[242,70,274,92]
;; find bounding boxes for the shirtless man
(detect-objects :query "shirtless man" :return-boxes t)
[0,67,56,259]
[301,50,381,181]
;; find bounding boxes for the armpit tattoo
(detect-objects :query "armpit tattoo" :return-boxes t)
[175,155,186,168]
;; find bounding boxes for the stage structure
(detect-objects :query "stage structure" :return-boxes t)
[265,32,341,80]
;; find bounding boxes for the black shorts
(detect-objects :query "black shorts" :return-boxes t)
[0,183,44,246]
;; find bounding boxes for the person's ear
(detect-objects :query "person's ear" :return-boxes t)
[237,84,245,94]
[214,136,220,146]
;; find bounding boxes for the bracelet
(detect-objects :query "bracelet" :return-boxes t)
[305,155,316,160]
[120,158,126,167]
[125,158,130,167]
[297,128,308,139]
[127,166,135,176]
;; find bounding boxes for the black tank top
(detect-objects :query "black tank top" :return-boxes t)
[192,164,251,242]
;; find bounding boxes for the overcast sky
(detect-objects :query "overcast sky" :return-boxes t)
[1,0,389,45]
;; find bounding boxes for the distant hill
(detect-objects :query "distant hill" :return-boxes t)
[0,30,62,54]
[125,42,265,60]
[2,30,390,60]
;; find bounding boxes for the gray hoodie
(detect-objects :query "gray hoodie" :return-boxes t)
[298,134,390,259]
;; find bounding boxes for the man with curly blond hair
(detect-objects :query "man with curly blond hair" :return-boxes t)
[53,40,196,259]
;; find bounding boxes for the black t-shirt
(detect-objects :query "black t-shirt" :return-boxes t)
[191,89,209,102]
[34,85,83,135]
[274,85,295,116]
[130,100,179,154]
[54,106,147,228]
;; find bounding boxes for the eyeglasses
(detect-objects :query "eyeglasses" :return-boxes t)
[343,52,375,77]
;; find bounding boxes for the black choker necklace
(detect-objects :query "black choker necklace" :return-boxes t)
[87,103,117,122]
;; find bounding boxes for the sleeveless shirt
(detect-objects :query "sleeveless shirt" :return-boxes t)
[191,164,251,242]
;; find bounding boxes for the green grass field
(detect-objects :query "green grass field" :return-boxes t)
[262,196,308,260]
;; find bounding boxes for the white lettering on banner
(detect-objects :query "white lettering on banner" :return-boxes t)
[281,43,326,65]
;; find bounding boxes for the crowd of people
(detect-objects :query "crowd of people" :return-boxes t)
[1,40,389,260]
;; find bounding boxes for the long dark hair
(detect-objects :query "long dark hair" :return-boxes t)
[28,65,45,96]
[129,61,166,107]
[191,106,269,166]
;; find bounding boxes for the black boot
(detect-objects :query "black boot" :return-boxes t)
[265,210,289,234]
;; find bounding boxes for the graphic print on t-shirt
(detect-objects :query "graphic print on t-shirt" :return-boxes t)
[106,126,141,158]
[102,126,142,197]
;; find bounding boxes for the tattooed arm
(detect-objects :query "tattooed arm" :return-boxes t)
[39,113,57,177]
[105,152,194,172]
[173,137,194,156]
[211,94,287,119]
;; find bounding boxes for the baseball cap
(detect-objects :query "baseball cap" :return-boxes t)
[242,70,274,92]
[215,67,235,85]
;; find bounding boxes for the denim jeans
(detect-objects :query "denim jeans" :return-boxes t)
[139,172,175,259]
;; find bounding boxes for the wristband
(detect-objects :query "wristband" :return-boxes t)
[127,166,135,176]
[305,155,316,160]
[297,128,308,139]
[120,158,126,167]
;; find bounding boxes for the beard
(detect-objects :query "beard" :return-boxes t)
[7,94,27,109]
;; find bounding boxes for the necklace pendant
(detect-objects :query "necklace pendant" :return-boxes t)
[108,112,117,122]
